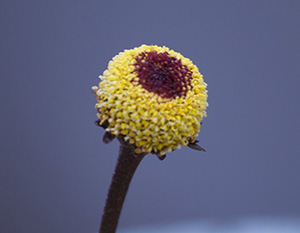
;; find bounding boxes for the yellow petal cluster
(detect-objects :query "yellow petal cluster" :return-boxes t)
[93,45,208,156]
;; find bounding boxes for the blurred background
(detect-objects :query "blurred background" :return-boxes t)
[1,1,300,232]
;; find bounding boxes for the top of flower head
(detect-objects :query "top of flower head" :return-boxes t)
[133,51,192,99]
[93,45,208,157]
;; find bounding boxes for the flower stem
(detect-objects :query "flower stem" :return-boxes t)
[99,141,146,233]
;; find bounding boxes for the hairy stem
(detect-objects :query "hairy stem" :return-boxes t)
[99,141,146,233]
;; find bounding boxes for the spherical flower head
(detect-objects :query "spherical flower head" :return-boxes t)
[93,45,208,157]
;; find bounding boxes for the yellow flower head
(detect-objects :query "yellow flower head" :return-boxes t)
[93,45,208,156]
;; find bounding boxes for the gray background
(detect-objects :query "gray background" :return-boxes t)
[1,1,300,233]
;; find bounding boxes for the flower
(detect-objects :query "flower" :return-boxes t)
[93,45,208,157]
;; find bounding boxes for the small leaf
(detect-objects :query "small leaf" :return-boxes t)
[156,154,166,161]
[103,131,116,144]
[187,141,206,152]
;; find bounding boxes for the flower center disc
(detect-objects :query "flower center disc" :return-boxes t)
[134,51,192,99]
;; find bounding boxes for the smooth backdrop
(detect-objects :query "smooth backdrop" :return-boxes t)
[1,1,300,233]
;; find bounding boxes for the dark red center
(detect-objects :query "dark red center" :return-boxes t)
[133,51,192,99]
